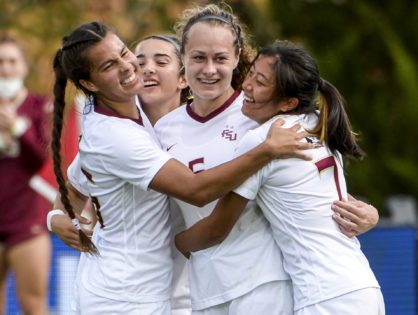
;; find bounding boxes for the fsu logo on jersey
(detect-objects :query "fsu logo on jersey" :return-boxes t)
[221,125,237,141]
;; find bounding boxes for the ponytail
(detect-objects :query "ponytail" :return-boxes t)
[316,78,364,160]
[52,49,99,256]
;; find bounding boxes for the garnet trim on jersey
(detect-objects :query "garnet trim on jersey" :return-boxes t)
[94,105,143,126]
[186,90,240,123]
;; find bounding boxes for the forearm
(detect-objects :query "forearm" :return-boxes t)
[188,141,274,205]
[53,181,88,215]
[175,192,248,256]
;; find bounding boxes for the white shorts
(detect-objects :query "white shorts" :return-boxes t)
[73,279,171,315]
[192,280,293,315]
[295,287,385,315]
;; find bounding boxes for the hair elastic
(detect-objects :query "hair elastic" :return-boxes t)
[72,218,82,231]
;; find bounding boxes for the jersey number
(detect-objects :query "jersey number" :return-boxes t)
[314,156,342,201]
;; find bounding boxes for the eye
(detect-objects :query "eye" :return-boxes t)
[193,55,204,61]
[103,62,114,71]
[216,56,227,62]
[156,59,169,66]
[256,80,265,86]
[121,49,128,57]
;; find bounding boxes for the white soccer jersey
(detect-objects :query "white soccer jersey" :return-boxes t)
[74,97,174,303]
[154,90,289,310]
[233,113,380,311]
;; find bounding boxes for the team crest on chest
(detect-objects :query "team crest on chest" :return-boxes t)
[221,125,237,141]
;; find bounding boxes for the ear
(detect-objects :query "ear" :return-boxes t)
[234,48,242,68]
[79,79,99,93]
[178,74,188,90]
[280,97,299,113]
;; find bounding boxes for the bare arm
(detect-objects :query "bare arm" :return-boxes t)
[331,194,379,237]
[50,181,93,251]
[150,120,314,206]
[175,191,249,258]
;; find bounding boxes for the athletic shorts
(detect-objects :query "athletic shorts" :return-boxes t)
[73,279,171,315]
[0,194,49,249]
[192,280,293,315]
[295,287,385,315]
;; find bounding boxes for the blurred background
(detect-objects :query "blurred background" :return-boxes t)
[1,0,417,314]
[1,0,417,216]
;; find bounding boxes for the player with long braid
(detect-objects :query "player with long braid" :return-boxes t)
[50,21,312,314]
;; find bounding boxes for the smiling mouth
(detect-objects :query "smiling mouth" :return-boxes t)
[200,79,218,84]
[143,80,159,87]
[121,73,136,85]
[244,95,254,102]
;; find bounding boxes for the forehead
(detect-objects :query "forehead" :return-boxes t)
[86,32,125,67]
[185,22,235,52]
[135,38,177,57]
[0,43,25,61]
[253,55,276,81]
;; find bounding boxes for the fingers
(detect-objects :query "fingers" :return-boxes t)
[289,123,302,132]
[338,224,358,237]
[332,200,360,218]
[333,214,357,235]
[82,228,93,238]
[75,213,92,225]
[272,118,285,127]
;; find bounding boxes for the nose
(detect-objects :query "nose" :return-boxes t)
[242,78,252,92]
[142,66,155,76]
[202,60,216,76]
[119,58,132,73]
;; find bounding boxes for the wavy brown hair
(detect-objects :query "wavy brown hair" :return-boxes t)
[174,3,255,90]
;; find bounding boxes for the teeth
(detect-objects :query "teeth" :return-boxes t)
[144,80,158,87]
[201,79,217,84]
[244,95,254,102]
[122,73,136,84]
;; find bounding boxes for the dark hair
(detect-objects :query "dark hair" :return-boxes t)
[174,3,255,90]
[255,40,364,160]
[52,21,110,255]
[138,34,190,104]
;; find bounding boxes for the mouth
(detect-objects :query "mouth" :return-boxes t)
[244,95,254,103]
[121,73,137,85]
[199,78,219,85]
[143,79,159,88]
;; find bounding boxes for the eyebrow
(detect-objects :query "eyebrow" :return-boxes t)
[98,45,126,70]
[136,53,171,59]
[253,64,270,82]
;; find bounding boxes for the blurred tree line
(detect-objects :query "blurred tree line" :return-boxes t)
[1,0,417,214]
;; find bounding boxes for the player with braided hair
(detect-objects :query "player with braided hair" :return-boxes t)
[50,21,313,314]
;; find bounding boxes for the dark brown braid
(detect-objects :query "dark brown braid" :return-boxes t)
[51,22,109,255]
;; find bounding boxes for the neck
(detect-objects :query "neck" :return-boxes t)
[191,87,235,117]
[141,94,181,126]
[95,96,138,119]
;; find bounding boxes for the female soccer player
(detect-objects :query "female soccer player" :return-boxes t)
[50,22,311,314]
[175,40,385,315]
[53,33,193,314]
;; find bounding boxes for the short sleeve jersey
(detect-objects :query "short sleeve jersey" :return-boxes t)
[154,91,289,310]
[75,97,174,303]
[234,113,380,310]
